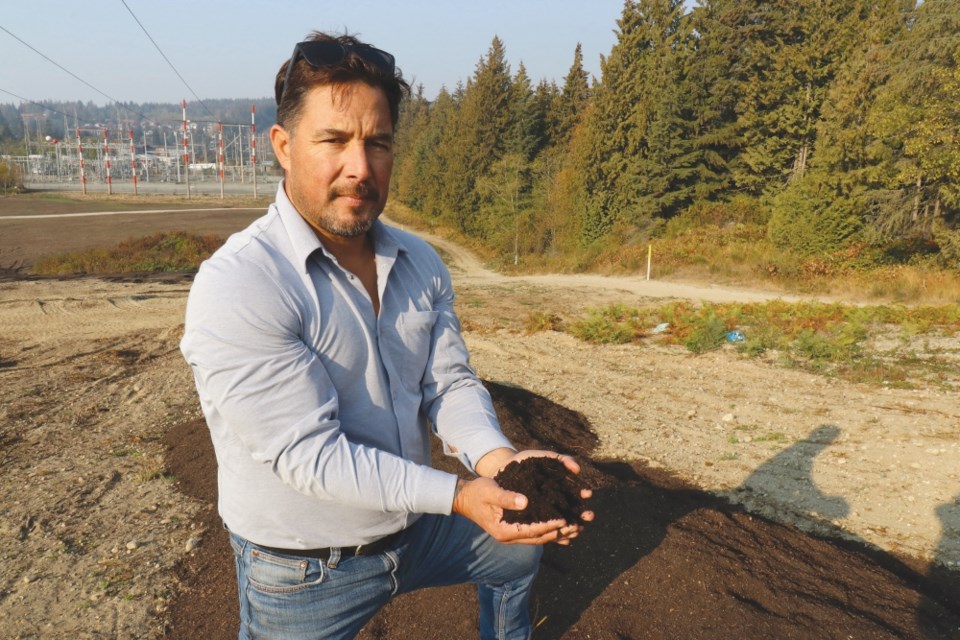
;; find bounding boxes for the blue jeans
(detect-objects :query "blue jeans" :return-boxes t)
[229,514,542,640]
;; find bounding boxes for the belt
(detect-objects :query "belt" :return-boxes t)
[256,529,403,560]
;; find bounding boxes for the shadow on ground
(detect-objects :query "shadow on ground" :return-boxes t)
[163,381,960,639]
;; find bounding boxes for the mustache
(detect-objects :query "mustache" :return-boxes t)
[329,183,380,201]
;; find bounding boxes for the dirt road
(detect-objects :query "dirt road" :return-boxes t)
[0,203,957,638]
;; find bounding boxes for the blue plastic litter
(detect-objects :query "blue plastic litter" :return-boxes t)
[725,329,745,343]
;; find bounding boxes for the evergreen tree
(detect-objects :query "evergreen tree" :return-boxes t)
[580,0,689,243]
[505,62,542,160]
[767,0,910,254]
[864,0,960,241]
[683,0,746,203]
[392,84,432,206]
[441,37,514,236]
[412,87,461,221]
[688,0,870,203]
[533,105,594,255]
[553,43,592,146]
[527,79,576,255]
[532,79,560,150]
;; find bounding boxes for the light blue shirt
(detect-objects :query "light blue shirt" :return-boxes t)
[180,183,513,549]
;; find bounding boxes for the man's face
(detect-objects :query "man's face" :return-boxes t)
[272,82,394,240]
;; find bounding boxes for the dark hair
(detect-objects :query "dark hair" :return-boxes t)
[274,32,409,131]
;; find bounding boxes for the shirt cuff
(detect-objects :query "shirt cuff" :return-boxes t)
[463,432,516,473]
[417,466,460,515]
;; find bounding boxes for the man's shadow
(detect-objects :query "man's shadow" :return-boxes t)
[920,493,960,637]
[728,424,848,524]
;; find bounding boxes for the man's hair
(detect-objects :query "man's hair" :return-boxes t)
[274,31,409,131]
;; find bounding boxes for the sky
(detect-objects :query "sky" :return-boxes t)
[1,0,633,108]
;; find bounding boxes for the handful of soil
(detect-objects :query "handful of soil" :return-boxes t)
[494,457,587,525]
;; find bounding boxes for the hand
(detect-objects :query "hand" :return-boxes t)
[463,448,595,546]
[452,476,571,545]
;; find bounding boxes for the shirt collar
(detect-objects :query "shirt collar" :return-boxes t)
[273,180,408,272]
[273,181,325,273]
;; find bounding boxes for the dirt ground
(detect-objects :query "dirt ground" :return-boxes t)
[0,195,958,639]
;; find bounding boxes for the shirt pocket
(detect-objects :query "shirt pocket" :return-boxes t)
[389,311,439,392]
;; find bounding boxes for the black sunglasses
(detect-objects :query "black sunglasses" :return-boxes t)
[279,40,396,105]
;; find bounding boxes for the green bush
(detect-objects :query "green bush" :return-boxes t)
[683,311,730,354]
[569,304,645,344]
[768,177,862,255]
[663,196,770,238]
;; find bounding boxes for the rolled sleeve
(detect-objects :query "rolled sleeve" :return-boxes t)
[420,258,515,471]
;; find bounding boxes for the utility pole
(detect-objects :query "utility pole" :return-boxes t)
[251,104,258,197]
[76,128,87,194]
[129,130,138,195]
[182,100,191,198]
[103,128,112,195]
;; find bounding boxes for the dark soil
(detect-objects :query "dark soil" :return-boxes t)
[495,457,587,525]
[163,381,960,639]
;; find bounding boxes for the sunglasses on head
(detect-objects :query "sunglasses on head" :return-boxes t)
[279,40,396,105]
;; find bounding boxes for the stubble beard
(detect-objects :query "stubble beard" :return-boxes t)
[318,211,377,238]
[316,183,384,238]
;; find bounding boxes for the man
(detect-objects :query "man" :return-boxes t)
[180,31,592,640]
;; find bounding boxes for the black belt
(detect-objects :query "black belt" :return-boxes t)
[256,529,403,560]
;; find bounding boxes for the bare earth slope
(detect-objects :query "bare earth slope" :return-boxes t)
[0,207,957,638]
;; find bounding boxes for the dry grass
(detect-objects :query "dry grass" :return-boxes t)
[33,231,224,275]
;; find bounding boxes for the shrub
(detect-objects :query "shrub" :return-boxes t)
[33,231,224,275]
[682,311,730,354]
[0,161,24,192]
[768,177,862,255]
[663,196,770,238]
[523,311,563,334]
[568,304,645,344]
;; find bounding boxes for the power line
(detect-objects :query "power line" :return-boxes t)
[0,88,75,121]
[120,0,215,118]
[0,25,152,122]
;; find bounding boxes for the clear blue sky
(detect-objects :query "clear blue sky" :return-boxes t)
[1,0,637,107]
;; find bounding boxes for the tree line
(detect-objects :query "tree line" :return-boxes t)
[0,98,277,150]
[391,0,960,269]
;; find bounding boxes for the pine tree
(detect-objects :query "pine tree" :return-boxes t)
[467,61,542,261]
[683,0,746,203]
[580,0,689,243]
[764,0,912,253]
[441,36,515,236]
[392,84,432,207]
[553,43,592,146]
[505,62,542,160]
[406,87,461,221]
[532,79,560,150]
[864,0,960,241]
